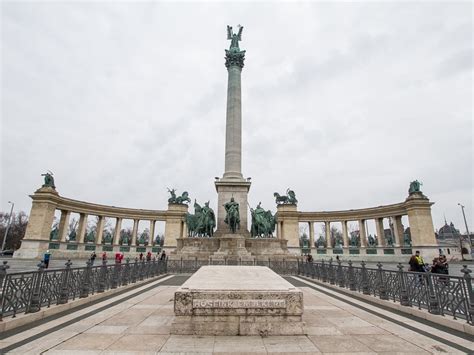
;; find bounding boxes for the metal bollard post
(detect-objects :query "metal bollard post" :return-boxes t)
[397,263,410,306]
[111,261,119,289]
[58,260,72,304]
[0,261,10,289]
[328,258,335,285]
[377,262,388,300]
[80,260,93,298]
[28,261,46,313]
[361,261,370,295]
[348,260,356,291]
[97,259,107,293]
[123,259,130,285]
[337,259,344,287]
[321,260,327,282]
[461,265,474,325]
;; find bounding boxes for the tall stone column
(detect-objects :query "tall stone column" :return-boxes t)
[131,219,139,246]
[375,218,385,247]
[392,216,404,247]
[113,218,122,245]
[308,222,314,252]
[77,213,88,243]
[96,216,105,245]
[149,220,156,243]
[342,221,349,248]
[359,219,367,247]
[325,221,331,249]
[58,210,71,242]
[215,27,251,235]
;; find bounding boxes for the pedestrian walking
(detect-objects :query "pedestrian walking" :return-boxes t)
[146,251,152,261]
[160,250,166,261]
[102,252,107,261]
[139,252,144,261]
[90,252,97,265]
[43,250,51,269]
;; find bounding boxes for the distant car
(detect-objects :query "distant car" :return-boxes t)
[0,249,14,256]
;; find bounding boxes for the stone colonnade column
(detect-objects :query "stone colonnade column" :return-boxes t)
[308,222,314,251]
[325,221,331,249]
[392,216,404,246]
[375,218,385,247]
[359,219,367,247]
[342,221,349,247]
[96,216,105,244]
[77,213,88,243]
[113,218,122,245]
[131,219,139,246]
[149,220,156,243]
[58,210,71,242]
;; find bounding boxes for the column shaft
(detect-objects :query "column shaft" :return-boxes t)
[150,220,156,244]
[131,219,139,246]
[392,216,404,246]
[359,219,367,247]
[375,218,385,247]
[58,210,71,242]
[77,214,88,243]
[113,218,122,245]
[96,216,105,244]
[308,222,314,251]
[325,221,331,249]
[342,221,349,247]
[223,66,243,179]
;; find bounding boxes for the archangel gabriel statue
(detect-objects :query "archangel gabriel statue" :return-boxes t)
[227,25,243,52]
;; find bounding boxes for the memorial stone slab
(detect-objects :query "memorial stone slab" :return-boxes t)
[171,265,305,336]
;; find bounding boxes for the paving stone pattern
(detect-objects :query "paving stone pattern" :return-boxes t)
[0,275,472,354]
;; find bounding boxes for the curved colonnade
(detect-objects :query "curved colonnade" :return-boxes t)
[15,186,437,260]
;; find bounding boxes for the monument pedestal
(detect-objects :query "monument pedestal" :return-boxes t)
[245,238,289,256]
[171,266,305,336]
[213,234,253,260]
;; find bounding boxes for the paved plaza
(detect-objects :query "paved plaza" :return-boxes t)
[0,274,472,354]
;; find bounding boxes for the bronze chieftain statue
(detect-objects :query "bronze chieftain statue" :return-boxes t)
[408,180,423,195]
[224,197,240,233]
[250,202,276,238]
[186,200,216,237]
[42,171,55,189]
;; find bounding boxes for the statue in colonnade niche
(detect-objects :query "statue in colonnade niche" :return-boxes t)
[316,235,326,248]
[349,233,360,247]
[385,233,394,247]
[273,188,298,206]
[102,231,113,244]
[367,234,377,247]
[224,197,240,233]
[41,171,56,189]
[120,229,132,245]
[408,180,423,195]
[167,188,191,205]
[68,229,77,241]
[85,231,95,243]
[49,225,59,240]
[138,229,150,245]
[403,232,412,246]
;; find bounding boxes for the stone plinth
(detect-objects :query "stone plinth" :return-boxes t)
[245,238,289,256]
[173,237,220,258]
[213,234,253,259]
[171,266,304,336]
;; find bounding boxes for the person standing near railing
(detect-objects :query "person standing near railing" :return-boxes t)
[43,250,51,269]
[90,252,97,266]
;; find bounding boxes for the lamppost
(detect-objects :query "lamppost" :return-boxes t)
[458,203,472,252]
[2,201,15,251]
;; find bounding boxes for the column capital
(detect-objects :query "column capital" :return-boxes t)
[225,50,245,69]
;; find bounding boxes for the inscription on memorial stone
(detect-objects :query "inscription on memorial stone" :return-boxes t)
[193,299,286,309]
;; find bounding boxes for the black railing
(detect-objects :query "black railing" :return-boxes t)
[298,259,474,325]
[0,258,167,321]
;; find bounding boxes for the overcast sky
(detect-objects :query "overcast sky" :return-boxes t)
[1,1,472,235]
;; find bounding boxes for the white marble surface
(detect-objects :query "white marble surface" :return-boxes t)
[178,266,296,291]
